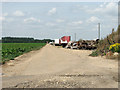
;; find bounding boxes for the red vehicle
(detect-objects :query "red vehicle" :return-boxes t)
[60,36,71,47]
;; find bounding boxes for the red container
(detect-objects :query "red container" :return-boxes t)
[61,36,71,43]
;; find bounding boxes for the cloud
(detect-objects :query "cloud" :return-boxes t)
[72,21,83,25]
[100,2,106,8]
[24,17,40,23]
[76,5,88,10]
[1,17,14,22]
[87,16,100,23]
[67,20,83,26]
[56,19,64,23]
[0,16,5,21]
[13,10,24,16]
[3,13,8,17]
[48,8,56,15]
[87,2,117,16]
[105,2,117,15]
[46,22,56,26]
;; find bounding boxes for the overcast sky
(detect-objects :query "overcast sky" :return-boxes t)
[1,2,118,40]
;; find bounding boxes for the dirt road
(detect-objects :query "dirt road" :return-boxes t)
[2,44,118,88]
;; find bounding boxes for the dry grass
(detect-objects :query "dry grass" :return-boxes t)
[90,25,120,58]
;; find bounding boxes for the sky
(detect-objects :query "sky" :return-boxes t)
[0,2,118,40]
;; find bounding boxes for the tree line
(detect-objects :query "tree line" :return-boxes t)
[1,37,54,43]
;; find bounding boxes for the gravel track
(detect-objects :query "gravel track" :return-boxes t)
[2,44,118,88]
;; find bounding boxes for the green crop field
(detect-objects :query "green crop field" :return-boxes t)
[1,43,46,64]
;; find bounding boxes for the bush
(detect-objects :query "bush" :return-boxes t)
[89,50,99,57]
[109,43,120,53]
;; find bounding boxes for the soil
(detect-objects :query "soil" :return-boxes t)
[2,44,118,88]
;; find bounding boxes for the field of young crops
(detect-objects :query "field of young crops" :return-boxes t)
[1,43,46,64]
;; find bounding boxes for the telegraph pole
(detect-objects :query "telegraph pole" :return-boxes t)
[98,23,100,40]
[75,33,76,41]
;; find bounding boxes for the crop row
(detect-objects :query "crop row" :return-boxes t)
[1,43,46,64]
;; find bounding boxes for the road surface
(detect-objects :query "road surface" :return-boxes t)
[2,44,118,88]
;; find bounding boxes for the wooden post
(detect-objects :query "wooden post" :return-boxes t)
[75,33,76,41]
[98,23,100,40]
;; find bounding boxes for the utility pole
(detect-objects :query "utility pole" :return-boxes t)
[98,23,100,40]
[75,33,76,41]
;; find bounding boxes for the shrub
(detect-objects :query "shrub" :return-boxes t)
[109,43,120,53]
[89,50,99,57]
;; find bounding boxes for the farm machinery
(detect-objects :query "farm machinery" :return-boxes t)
[66,39,99,50]
[51,35,99,50]
[54,36,71,47]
